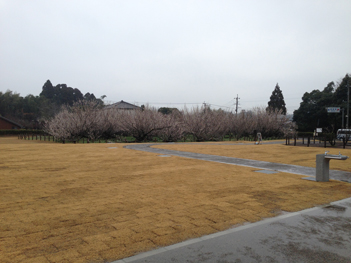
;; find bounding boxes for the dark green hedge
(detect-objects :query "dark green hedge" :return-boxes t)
[297,132,336,139]
[0,129,46,136]
[297,132,314,137]
[320,133,335,140]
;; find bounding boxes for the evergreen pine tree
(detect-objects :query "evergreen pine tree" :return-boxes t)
[267,83,287,115]
[40,80,55,99]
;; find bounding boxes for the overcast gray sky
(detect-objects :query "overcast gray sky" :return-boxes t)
[1,0,350,113]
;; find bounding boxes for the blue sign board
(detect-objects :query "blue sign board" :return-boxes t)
[326,107,340,113]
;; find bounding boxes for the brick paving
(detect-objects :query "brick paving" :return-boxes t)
[1,138,351,263]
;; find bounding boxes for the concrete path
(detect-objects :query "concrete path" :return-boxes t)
[124,143,351,183]
[118,143,351,263]
[113,197,351,263]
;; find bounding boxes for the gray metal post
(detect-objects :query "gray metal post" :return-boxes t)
[342,108,344,129]
[347,81,349,129]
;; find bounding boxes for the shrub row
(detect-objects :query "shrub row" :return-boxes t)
[0,129,46,136]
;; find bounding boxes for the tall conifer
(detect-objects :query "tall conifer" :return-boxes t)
[267,83,287,115]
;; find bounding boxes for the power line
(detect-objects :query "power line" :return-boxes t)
[104,99,298,112]
[106,100,234,109]
[208,104,233,109]
[134,102,203,105]
[241,97,301,103]
[223,99,235,106]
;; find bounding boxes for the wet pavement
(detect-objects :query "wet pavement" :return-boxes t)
[124,143,351,183]
[116,143,351,263]
[113,197,351,263]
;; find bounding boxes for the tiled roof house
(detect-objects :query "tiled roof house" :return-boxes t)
[104,100,141,110]
[0,116,23,130]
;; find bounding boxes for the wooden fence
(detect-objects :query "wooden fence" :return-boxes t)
[285,136,350,149]
[18,134,100,143]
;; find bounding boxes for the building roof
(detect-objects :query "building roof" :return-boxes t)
[105,100,141,110]
[0,116,24,128]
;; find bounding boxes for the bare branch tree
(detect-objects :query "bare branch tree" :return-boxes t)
[156,110,185,142]
[44,102,297,144]
[43,107,71,142]
[119,106,170,142]
[183,106,227,141]
[44,100,109,142]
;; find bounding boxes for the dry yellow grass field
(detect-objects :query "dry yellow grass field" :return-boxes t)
[1,137,351,263]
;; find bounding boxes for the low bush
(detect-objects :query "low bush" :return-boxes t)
[0,129,46,136]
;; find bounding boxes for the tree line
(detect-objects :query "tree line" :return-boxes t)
[0,80,103,128]
[44,100,295,143]
[293,74,350,132]
[2,74,349,134]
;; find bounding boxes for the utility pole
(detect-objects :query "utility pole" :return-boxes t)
[347,80,350,129]
[235,94,240,115]
[203,101,208,112]
[342,108,344,129]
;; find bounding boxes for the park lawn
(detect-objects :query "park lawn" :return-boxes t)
[0,137,350,263]
[154,141,351,172]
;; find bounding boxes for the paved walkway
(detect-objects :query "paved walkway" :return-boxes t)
[124,143,351,183]
[118,143,351,263]
[113,197,351,263]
